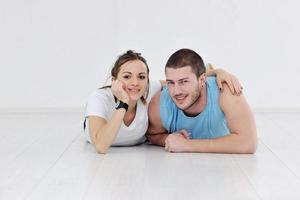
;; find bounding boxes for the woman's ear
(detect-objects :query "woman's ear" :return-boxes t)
[111,76,116,81]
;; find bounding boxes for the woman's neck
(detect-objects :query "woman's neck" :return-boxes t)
[123,100,137,127]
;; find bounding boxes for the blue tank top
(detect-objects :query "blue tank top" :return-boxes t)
[160,77,229,139]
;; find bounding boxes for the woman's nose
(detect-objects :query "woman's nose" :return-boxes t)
[130,77,138,85]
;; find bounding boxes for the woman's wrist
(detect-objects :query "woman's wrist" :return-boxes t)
[115,101,129,112]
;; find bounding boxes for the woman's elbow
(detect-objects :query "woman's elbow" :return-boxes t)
[94,143,110,154]
[146,134,160,145]
[145,134,153,143]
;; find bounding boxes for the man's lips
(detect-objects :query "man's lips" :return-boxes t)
[174,95,187,103]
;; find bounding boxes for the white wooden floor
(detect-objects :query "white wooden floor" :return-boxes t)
[0,112,300,200]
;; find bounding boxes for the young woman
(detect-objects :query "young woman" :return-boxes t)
[83,50,242,153]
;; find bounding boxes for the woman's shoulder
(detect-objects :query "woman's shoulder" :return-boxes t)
[87,87,114,103]
[147,80,162,101]
[85,87,114,118]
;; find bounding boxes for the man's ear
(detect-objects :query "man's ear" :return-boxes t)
[198,73,207,87]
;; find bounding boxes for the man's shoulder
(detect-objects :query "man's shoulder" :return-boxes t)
[149,89,162,110]
[206,77,218,90]
[219,83,246,111]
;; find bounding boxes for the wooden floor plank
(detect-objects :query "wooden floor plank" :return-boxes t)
[1,113,300,200]
[255,114,300,180]
[26,137,103,200]
[83,145,260,200]
[233,141,300,200]
[0,114,81,200]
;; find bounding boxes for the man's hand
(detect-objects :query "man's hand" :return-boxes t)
[165,129,191,152]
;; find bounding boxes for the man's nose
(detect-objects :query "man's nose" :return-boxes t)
[173,83,182,95]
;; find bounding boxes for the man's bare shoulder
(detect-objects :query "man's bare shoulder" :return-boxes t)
[219,83,245,109]
[148,90,162,112]
[147,90,167,134]
[219,83,253,124]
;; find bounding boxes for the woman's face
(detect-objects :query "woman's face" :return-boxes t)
[116,60,148,101]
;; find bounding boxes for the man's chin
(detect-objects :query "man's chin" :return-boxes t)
[174,102,187,110]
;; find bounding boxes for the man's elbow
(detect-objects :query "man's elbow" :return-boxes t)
[240,133,258,154]
[245,139,257,154]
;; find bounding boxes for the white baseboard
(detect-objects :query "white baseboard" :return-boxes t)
[253,107,300,113]
[0,107,300,114]
[0,107,84,114]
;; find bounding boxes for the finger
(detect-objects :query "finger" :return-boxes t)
[207,63,214,70]
[121,81,126,90]
[180,131,190,139]
[111,79,117,87]
[165,140,169,150]
[227,79,235,95]
[230,78,238,95]
[233,79,242,95]
[167,144,172,152]
[216,78,223,92]
[237,80,243,95]
[232,78,242,95]
[166,144,171,152]
[180,129,188,134]
[178,129,188,138]
[113,79,121,89]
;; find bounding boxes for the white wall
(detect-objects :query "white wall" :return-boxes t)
[0,0,119,109]
[1,0,299,110]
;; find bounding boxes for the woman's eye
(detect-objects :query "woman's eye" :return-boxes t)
[123,75,130,79]
[139,76,146,80]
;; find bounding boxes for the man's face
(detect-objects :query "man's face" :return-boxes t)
[165,66,204,111]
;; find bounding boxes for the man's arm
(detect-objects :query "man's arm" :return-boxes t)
[186,84,257,154]
[146,91,169,146]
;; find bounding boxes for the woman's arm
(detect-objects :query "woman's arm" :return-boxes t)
[89,79,130,154]
[88,108,126,154]
[159,63,243,95]
[206,63,243,95]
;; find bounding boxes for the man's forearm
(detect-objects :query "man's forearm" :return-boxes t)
[146,133,169,146]
[186,133,257,154]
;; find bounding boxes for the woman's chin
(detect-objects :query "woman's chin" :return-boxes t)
[129,94,143,101]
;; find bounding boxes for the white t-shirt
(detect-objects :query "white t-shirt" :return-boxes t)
[83,80,161,146]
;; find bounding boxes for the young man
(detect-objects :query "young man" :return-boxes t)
[146,48,257,153]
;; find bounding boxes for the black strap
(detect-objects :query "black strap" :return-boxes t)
[83,118,87,131]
